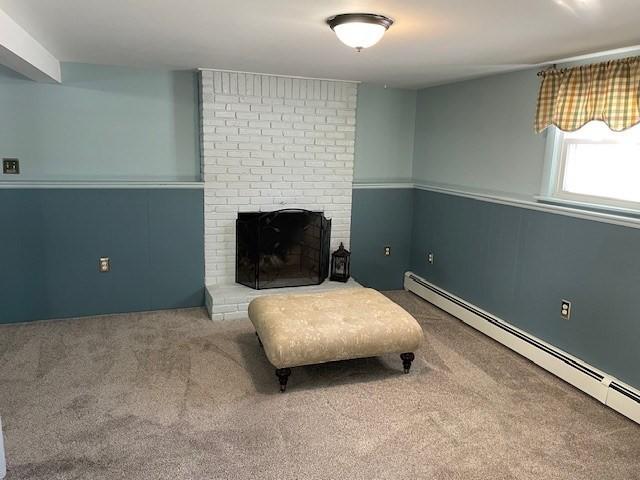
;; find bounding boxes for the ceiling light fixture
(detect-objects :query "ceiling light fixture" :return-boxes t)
[326,13,394,52]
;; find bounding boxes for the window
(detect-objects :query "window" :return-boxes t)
[544,121,640,212]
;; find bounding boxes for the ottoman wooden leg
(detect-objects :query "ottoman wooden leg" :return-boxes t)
[275,368,291,392]
[255,332,263,349]
[400,353,415,374]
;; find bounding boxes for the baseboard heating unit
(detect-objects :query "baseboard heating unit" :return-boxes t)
[404,272,640,425]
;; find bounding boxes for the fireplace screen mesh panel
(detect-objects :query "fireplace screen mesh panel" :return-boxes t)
[236,210,331,290]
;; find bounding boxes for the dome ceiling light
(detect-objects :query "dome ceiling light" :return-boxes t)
[326,13,394,52]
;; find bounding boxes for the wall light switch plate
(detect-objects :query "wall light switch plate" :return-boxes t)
[384,246,391,256]
[99,257,110,273]
[561,300,571,320]
[2,158,19,174]
[427,252,434,264]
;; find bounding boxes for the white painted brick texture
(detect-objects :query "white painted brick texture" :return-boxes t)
[200,70,358,285]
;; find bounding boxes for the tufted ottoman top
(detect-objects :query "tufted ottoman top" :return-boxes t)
[248,288,424,369]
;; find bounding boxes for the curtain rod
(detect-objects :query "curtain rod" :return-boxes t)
[537,64,557,77]
[537,55,640,77]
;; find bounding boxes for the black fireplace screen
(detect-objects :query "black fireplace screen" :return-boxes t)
[236,209,331,290]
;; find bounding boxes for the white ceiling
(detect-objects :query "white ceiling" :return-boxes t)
[1,0,639,88]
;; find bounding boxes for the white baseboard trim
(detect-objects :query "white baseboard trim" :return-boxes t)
[404,271,640,425]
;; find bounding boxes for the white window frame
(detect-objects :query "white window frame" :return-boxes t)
[539,126,640,215]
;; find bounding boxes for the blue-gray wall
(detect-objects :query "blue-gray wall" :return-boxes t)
[354,84,416,183]
[0,188,204,324]
[351,188,413,290]
[413,69,546,198]
[410,189,640,389]
[351,84,417,289]
[0,63,204,323]
[409,67,640,390]
[0,63,200,181]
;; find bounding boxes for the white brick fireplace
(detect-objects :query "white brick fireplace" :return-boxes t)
[199,69,358,318]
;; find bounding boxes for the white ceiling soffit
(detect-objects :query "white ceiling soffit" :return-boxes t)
[0,8,60,82]
[0,0,639,88]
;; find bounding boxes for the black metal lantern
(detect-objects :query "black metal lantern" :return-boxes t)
[330,243,351,282]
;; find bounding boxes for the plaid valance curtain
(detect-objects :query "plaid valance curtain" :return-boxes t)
[535,57,640,133]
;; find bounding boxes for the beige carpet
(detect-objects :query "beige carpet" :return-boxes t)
[0,291,638,480]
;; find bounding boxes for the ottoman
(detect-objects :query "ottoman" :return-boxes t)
[248,288,424,391]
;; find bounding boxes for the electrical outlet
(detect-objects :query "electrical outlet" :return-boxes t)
[98,257,110,273]
[427,252,434,264]
[2,158,19,174]
[561,300,571,320]
[384,246,391,256]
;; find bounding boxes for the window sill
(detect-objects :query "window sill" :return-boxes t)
[535,195,640,219]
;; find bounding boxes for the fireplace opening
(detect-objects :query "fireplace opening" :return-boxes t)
[236,209,331,290]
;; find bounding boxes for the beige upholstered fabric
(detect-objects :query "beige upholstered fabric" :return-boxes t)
[248,288,424,369]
